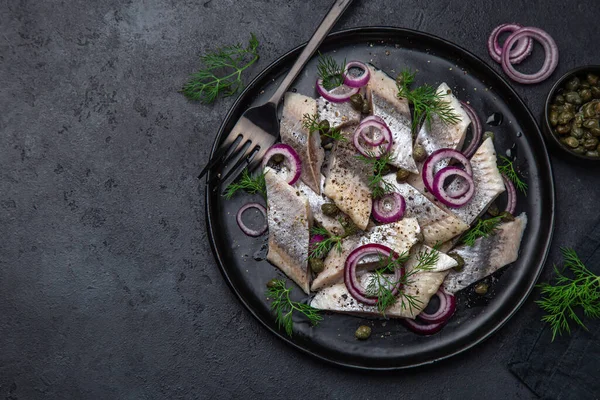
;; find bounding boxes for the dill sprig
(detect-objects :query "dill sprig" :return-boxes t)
[266,279,322,336]
[308,226,343,260]
[317,54,345,91]
[223,168,266,200]
[366,246,439,315]
[536,248,600,341]
[498,156,528,194]
[355,151,396,199]
[460,215,504,246]
[302,113,346,142]
[396,68,461,134]
[181,33,260,104]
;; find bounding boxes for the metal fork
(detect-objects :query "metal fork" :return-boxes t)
[198,0,353,188]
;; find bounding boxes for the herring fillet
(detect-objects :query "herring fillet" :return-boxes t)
[323,126,372,230]
[443,213,528,294]
[310,218,421,291]
[448,137,505,225]
[280,92,324,194]
[317,87,362,129]
[383,175,469,245]
[366,65,418,173]
[296,176,346,237]
[265,168,312,294]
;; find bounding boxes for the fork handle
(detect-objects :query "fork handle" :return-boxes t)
[267,0,353,105]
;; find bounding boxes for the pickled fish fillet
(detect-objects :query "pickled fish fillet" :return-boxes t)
[317,87,362,129]
[296,176,345,237]
[311,245,455,318]
[448,137,505,225]
[442,213,528,294]
[310,218,421,291]
[323,126,372,230]
[265,168,312,294]
[367,65,418,173]
[383,175,469,246]
[414,83,471,158]
[280,92,324,194]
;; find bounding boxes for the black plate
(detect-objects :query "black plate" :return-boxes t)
[205,27,555,370]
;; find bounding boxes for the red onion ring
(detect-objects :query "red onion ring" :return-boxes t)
[344,244,404,306]
[359,115,387,146]
[236,203,268,237]
[459,101,483,159]
[432,166,475,208]
[487,23,533,64]
[316,79,359,103]
[261,143,302,185]
[418,289,456,324]
[422,149,473,193]
[353,117,393,158]
[502,173,517,215]
[402,317,446,335]
[501,27,559,84]
[343,61,370,88]
[372,192,406,224]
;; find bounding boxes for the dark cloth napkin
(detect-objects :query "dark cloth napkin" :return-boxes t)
[508,220,600,399]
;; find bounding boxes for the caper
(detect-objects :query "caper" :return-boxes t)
[583,119,600,130]
[355,325,372,340]
[448,252,465,272]
[266,279,279,289]
[361,102,371,115]
[563,103,576,113]
[580,82,591,89]
[318,119,330,133]
[563,136,580,148]
[487,202,500,217]
[380,164,393,176]
[349,93,364,111]
[396,168,410,182]
[580,89,593,102]
[556,124,571,135]
[574,112,585,127]
[583,103,597,119]
[474,282,489,295]
[548,110,558,126]
[565,92,582,105]
[483,131,495,141]
[500,211,515,222]
[413,144,427,162]
[321,203,340,217]
[583,131,594,140]
[586,150,599,158]
[587,73,599,86]
[310,258,325,274]
[590,127,600,137]
[341,218,359,237]
[272,154,285,163]
[554,94,565,105]
[595,102,600,114]
[572,146,586,154]
[591,86,600,99]
[565,77,580,91]
[550,104,560,112]
[571,126,584,139]
[584,137,599,150]
[557,111,575,125]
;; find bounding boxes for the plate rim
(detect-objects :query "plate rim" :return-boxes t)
[204,26,556,370]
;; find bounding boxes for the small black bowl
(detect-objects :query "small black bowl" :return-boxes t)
[543,65,600,162]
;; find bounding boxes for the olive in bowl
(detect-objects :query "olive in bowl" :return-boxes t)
[543,66,600,161]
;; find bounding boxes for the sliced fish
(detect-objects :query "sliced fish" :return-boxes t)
[317,87,362,129]
[280,92,324,194]
[382,175,469,246]
[414,83,471,158]
[447,137,505,225]
[296,176,346,237]
[442,212,528,294]
[323,126,372,230]
[265,168,312,294]
[366,65,418,173]
[405,244,458,273]
[310,218,421,291]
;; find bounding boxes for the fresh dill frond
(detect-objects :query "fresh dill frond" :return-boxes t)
[498,156,528,194]
[223,168,266,199]
[460,215,504,246]
[355,150,396,199]
[308,226,343,259]
[181,33,260,104]
[317,54,345,91]
[266,279,322,336]
[536,248,600,341]
[396,68,461,134]
[301,113,346,142]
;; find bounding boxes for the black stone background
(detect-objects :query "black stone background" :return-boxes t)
[1,0,599,399]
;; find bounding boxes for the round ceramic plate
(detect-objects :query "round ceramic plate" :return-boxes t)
[204,27,555,369]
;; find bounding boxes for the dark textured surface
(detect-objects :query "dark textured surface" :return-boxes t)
[0,0,598,399]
